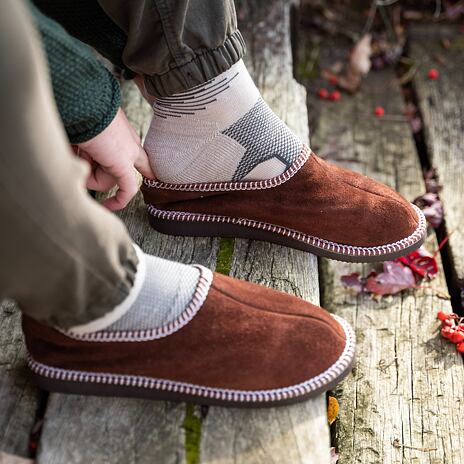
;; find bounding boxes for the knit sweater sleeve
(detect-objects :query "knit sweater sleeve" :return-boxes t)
[30,3,121,144]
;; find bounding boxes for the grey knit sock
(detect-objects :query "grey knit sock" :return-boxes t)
[69,246,202,335]
[144,59,303,184]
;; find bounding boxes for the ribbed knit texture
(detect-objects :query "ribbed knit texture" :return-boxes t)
[30,2,121,143]
[144,59,302,184]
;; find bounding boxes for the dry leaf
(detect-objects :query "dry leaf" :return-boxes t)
[327,395,340,425]
[413,192,443,229]
[338,34,372,93]
[341,272,363,293]
[364,261,416,296]
[350,34,372,76]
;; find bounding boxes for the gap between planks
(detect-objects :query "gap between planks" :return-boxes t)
[409,24,464,312]
[309,62,464,463]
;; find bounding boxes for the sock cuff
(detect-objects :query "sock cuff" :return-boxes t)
[68,243,146,335]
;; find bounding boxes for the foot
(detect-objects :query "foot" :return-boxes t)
[142,148,426,262]
[143,60,302,184]
[22,248,354,407]
[141,60,426,262]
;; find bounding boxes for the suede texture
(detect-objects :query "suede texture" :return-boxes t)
[141,148,419,247]
[23,272,346,391]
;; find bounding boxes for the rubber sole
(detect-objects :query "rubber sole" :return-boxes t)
[27,314,356,409]
[147,207,427,263]
[28,355,354,408]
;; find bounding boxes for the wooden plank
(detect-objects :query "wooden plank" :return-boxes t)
[37,83,220,464]
[200,2,331,463]
[308,60,464,462]
[410,24,464,307]
[0,299,40,458]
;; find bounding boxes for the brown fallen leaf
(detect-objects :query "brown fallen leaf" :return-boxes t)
[350,34,372,76]
[338,34,372,93]
[327,395,340,425]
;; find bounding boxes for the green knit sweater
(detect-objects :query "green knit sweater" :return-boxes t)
[29,2,123,143]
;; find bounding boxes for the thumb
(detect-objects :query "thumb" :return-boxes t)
[134,146,156,179]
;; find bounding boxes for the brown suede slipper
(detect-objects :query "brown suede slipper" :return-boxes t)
[23,267,355,408]
[141,145,427,263]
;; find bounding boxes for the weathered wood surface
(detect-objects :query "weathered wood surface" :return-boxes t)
[37,84,220,464]
[309,62,464,462]
[38,1,331,462]
[0,299,40,458]
[200,1,330,463]
[410,24,464,307]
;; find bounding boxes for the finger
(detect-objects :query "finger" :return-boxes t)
[102,171,138,211]
[134,147,155,179]
[86,166,117,192]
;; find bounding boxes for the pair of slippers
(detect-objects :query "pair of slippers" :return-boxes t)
[25,147,425,407]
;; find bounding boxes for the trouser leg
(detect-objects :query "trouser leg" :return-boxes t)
[0,0,137,329]
[33,0,246,97]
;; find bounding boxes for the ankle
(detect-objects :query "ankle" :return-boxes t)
[144,60,302,185]
[68,245,146,335]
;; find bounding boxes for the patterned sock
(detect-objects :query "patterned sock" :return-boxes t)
[144,59,303,184]
[69,246,204,335]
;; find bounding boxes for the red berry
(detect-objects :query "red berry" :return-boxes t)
[329,91,341,102]
[450,331,464,344]
[318,88,329,99]
[443,319,454,327]
[457,342,464,353]
[374,106,385,117]
[441,327,453,339]
[437,311,450,321]
[427,68,439,80]
[328,75,339,85]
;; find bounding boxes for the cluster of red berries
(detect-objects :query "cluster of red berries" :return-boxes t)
[318,88,341,101]
[438,311,464,353]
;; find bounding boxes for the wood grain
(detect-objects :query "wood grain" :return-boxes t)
[37,83,220,464]
[200,2,331,463]
[410,24,464,306]
[310,65,464,463]
[0,300,40,458]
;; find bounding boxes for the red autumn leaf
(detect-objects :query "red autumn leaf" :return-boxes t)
[364,261,416,296]
[395,246,438,280]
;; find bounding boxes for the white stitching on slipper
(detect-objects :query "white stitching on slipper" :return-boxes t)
[147,204,427,258]
[143,145,312,192]
[26,315,355,403]
[57,265,213,342]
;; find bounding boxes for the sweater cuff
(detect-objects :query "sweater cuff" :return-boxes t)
[67,71,121,144]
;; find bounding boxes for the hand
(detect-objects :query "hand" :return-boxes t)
[75,108,155,211]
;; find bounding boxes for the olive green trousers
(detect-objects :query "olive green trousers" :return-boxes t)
[33,0,246,97]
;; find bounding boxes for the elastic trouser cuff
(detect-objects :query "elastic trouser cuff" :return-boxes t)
[144,30,246,98]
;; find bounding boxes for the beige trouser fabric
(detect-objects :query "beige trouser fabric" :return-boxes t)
[0,0,138,329]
